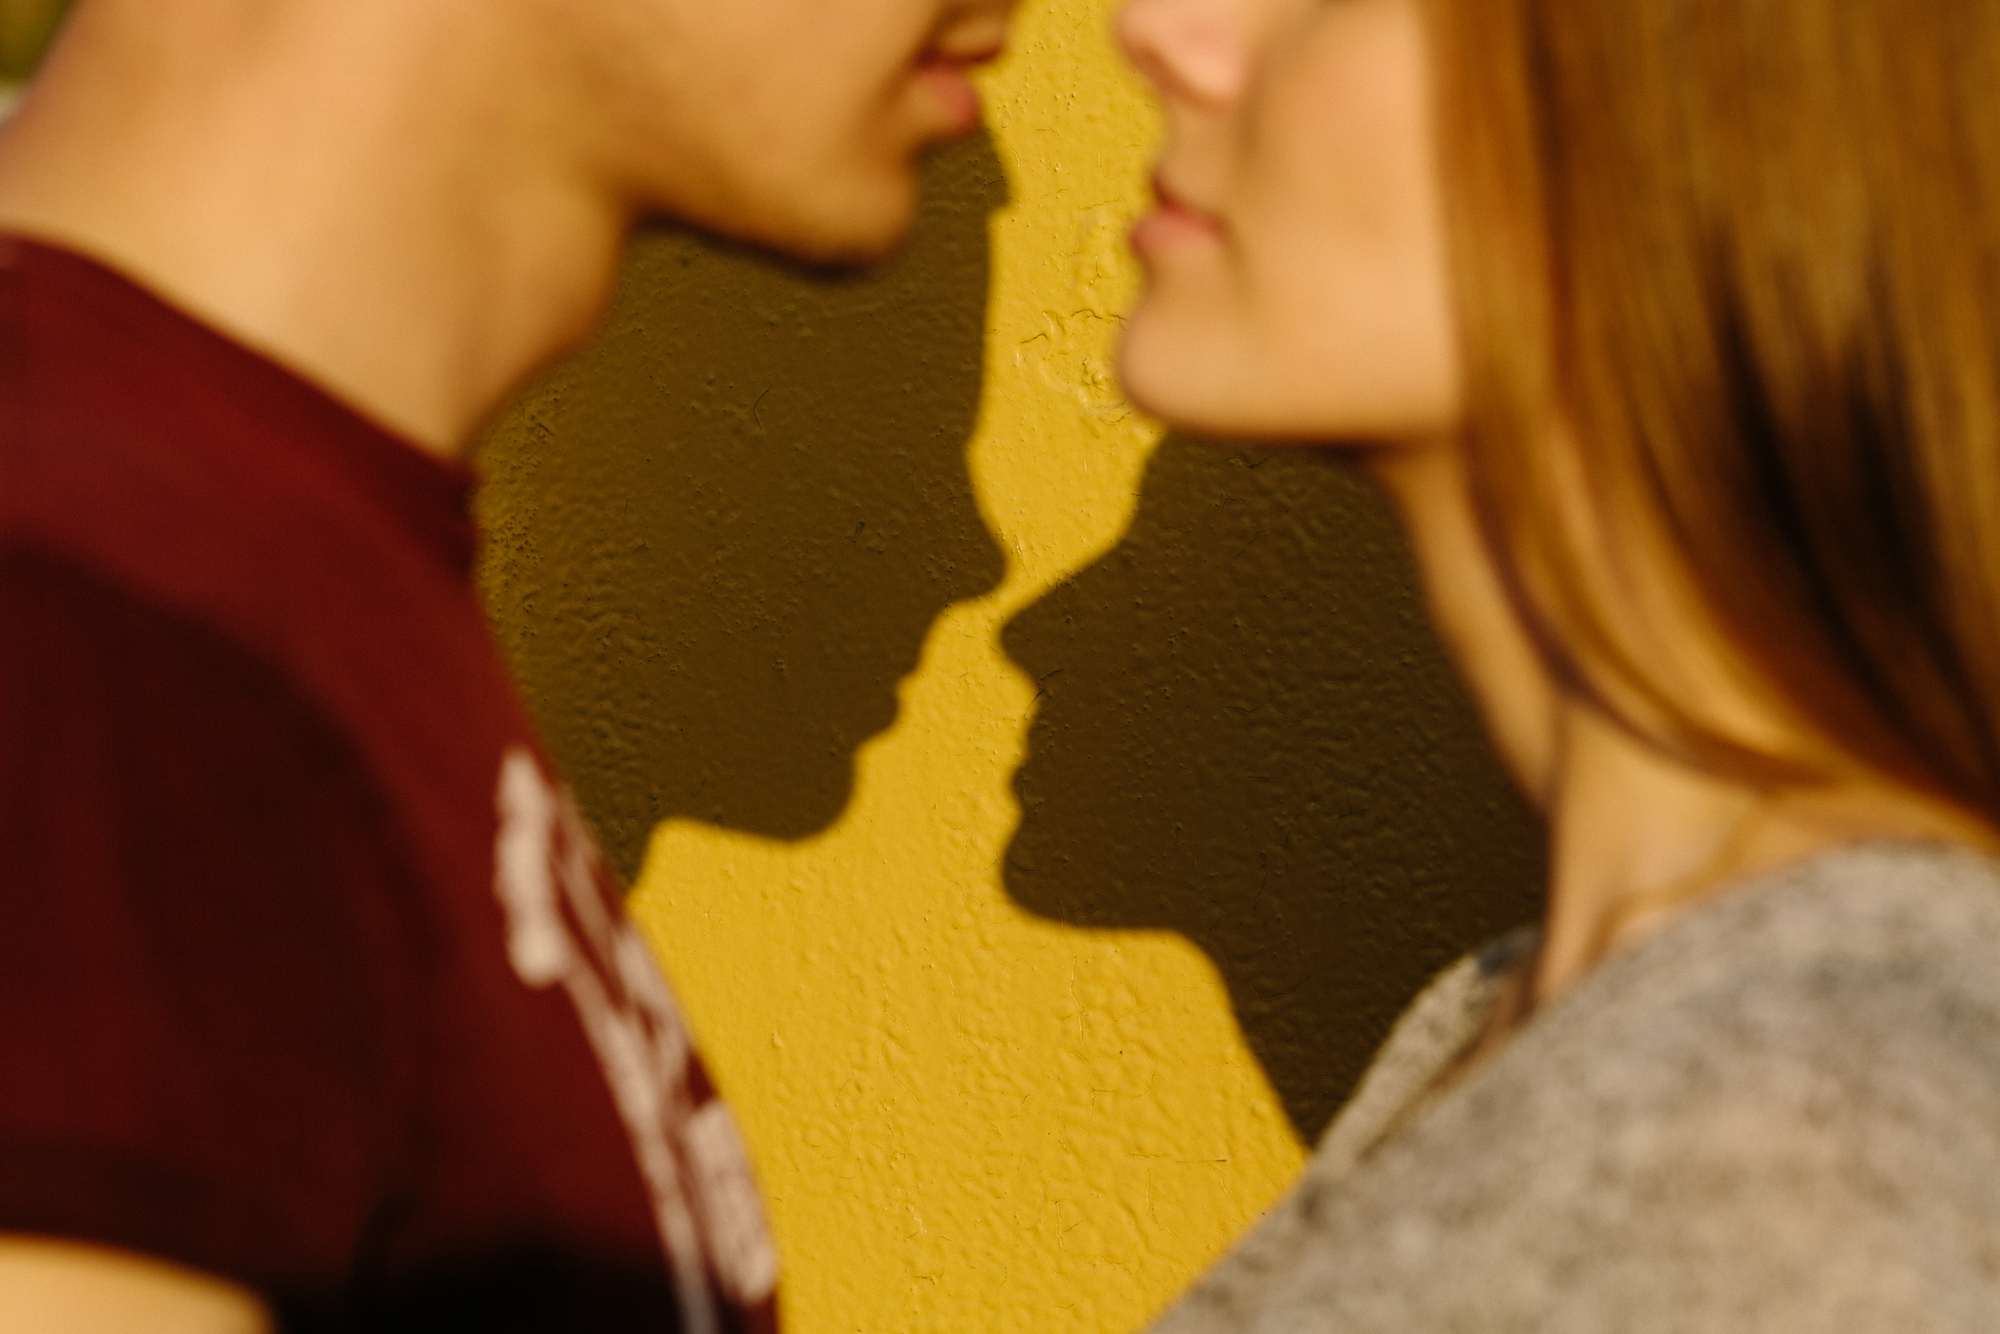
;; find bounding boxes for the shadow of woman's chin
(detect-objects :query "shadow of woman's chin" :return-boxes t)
[1000,434,1545,1143]
[479,132,1011,880]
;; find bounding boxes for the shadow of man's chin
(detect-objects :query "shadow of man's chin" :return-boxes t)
[1000,435,1544,1142]
[479,131,1011,879]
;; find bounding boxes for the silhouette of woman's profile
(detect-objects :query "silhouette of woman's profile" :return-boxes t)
[1002,435,1543,1140]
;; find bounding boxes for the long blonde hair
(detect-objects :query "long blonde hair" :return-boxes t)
[1429,0,2000,822]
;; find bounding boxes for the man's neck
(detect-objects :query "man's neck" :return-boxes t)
[0,0,627,456]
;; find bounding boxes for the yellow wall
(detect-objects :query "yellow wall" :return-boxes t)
[630,18,1304,1326]
[479,0,1541,1330]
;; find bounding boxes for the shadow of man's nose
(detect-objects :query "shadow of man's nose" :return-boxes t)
[1000,435,1544,1142]
[479,132,1010,879]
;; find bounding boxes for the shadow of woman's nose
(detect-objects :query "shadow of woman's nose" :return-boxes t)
[479,132,1009,879]
[1000,435,1544,1142]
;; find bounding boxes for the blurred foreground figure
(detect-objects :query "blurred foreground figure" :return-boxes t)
[0,0,1011,1328]
[1115,0,2000,1327]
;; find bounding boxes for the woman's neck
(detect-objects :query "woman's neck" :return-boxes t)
[1372,439,1994,1017]
[1534,715,1991,1005]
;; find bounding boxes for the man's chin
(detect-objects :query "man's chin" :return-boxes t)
[652,167,917,271]
[766,176,919,269]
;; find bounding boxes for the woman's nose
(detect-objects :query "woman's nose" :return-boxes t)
[1115,0,1247,107]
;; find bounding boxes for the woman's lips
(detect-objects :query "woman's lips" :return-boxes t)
[1132,176,1225,255]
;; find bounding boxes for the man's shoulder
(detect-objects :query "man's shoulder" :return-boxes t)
[0,234,478,585]
[0,538,388,811]
[0,234,508,765]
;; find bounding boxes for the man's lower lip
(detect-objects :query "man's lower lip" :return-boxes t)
[915,59,981,134]
[1131,206,1225,255]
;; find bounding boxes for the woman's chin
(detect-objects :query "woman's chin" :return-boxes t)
[1116,322,1199,425]
[1120,325,1464,445]
[1116,333,1248,438]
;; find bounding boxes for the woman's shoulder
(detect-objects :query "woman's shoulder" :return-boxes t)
[1492,839,2000,1223]
[1445,840,2000,1325]
[1580,838,2000,1022]
[1151,841,2000,1334]
[1303,925,1540,1179]
[1519,841,2000,1102]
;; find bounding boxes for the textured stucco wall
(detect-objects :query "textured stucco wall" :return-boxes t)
[478,1,1543,1331]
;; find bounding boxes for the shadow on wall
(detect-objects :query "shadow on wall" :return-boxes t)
[478,133,1009,879]
[0,0,69,83]
[1002,438,1546,1142]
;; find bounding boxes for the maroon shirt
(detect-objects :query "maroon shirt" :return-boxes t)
[0,237,778,1332]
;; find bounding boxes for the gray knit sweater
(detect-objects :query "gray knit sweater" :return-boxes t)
[1148,843,2000,1333]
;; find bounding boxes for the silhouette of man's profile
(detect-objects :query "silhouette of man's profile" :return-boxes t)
[1002,437,1544,1141]
[480,135,1009,879]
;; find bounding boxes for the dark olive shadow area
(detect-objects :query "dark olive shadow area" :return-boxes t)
[1001,437,1546,1142]
[478,133,1009,880]
[0,0,70,81]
